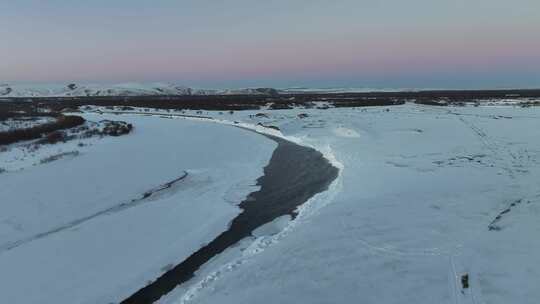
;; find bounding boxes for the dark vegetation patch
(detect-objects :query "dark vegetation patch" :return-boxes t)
[461,273,470,289]
[101,120,133,136]
[2,89,539,115]
[331,99,405,107]
[256,123,280,131]
[37,130,67,145]
[0,115,85,146]
[56,120,134,144]
[254,113,270,118]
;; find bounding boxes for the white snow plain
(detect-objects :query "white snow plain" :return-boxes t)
[0,113,276,304]
[2,103,540,304]
[154,104,540,304]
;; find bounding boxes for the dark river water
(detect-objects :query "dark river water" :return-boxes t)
[121,132,339,304]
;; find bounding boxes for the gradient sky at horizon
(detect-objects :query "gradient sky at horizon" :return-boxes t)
[1,0,539,88]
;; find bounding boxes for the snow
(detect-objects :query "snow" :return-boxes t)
[0,114,276,304]
[0,119,123,172]
[156,104,540,304]
[332,126,361,138]
[2,102,540,304]
[0,116,56,132]
[252,215,292,238]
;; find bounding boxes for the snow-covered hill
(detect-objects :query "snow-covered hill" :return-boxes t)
[2,104,540,304]
[0,83,193,97]
[0,83,280,98]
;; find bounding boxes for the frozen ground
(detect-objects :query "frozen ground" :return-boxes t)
[0,113,276,304]
[1,103,539,304]
[152,104,540,304]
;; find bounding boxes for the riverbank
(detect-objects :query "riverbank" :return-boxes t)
[0,114,276,304]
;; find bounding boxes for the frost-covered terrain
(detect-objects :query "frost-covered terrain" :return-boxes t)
[0,83,282,97]
[1,103,539,304]
[152,104,539,304]
[0,114,276,304]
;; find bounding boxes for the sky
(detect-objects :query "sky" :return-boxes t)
[1,0,539,89]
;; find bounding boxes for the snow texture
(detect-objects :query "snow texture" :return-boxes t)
[0,113,276,304]
[158,104,540,304]
[2,103,540,304]
[0,83,281,98]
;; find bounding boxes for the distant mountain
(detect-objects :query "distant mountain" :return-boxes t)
[279,87,416,94]
[0,83,192,97]
[0,83,281,98]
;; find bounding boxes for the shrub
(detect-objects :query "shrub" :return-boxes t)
[101,121,133,136]
[0,115,85,146]
[268,103,293,110]
[41,131,66,144]
[255,113,269,118]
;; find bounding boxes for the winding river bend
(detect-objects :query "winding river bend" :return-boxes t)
[121,131,339,304]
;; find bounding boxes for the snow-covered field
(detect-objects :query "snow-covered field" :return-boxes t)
[157,104,540,304]
[0,114,276,304]
[1,103,539,304]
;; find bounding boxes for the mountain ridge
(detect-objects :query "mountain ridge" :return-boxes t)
[0,83,283,98]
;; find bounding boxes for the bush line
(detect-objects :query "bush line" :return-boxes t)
[0,115,85,146]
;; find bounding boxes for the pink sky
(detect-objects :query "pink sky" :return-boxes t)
[1,1,539,88]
